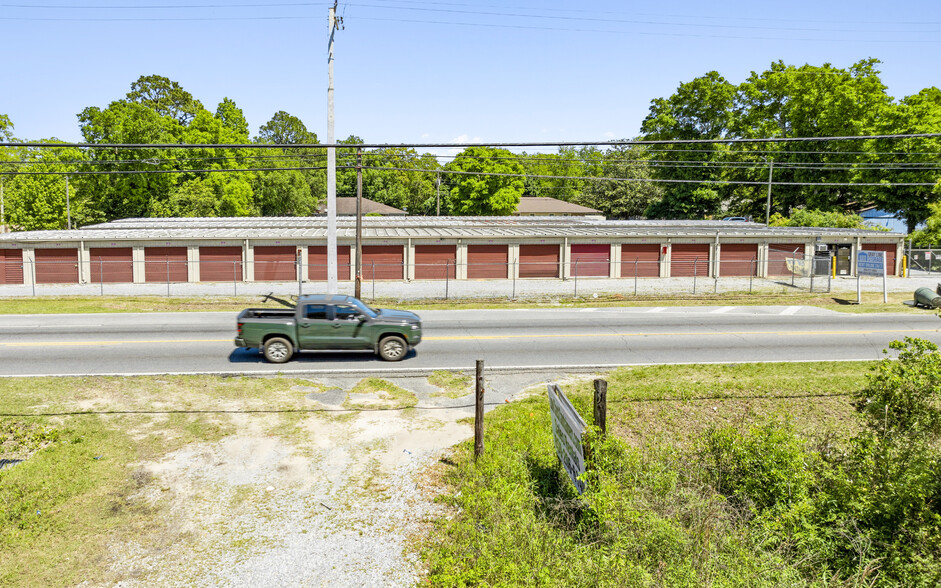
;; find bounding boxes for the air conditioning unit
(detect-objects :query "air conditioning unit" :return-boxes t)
[814,243,829,253]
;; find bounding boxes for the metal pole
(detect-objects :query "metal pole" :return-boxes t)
[749,259,753,293]
[99,258,103,296]
[634,259,638,296]
[573,259,578,298]
[355,147,363,299]
[325,2,339,294]
[298,252,303,298]
[436,173,441,216]
[166,258,170,298]
[1,177,4,227]
[372,260,376,300]
[693,257,698,294]
[65,175,71,230]
[765,160,774,225]
[233,260,237,296]
[445,259,449,300]
[474,359,485,459]
[511,259,516,299]
[828,256,832,293]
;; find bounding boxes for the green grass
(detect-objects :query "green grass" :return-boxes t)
[427,370,472,398]
[342,378,418,410]
[419,361,874,587]
[0,290,930,314]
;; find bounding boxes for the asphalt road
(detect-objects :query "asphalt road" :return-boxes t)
[0,306,939,377]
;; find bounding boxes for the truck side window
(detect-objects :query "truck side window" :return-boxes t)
[304,304,328,320]
[335,305,359,320]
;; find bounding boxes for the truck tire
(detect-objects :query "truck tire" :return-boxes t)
[378,335,407,361]
[264,337,294,364]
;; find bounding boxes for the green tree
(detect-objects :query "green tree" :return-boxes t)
[3,144,87,230]
[640,71,737,219]
[576,144,662,218]
[214,98,249,140]
[254,111,318,145]
[444,146,525,215]
[126,74,204,125]
[768,208,869,229]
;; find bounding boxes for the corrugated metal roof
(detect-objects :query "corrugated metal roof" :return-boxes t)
[0,216,904,243]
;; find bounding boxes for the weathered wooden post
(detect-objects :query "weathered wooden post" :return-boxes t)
[474,359,485,459]
[593,379,607,436]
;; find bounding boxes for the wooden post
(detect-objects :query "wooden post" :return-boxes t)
[474,359,485,459]
[593,379,607,436]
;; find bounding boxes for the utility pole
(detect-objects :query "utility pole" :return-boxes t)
[355,146,363,298]
[66,175,71,230]
[326,1,342,294]
[1,177,5,229]
[436,173,441,216]
[765,160,774,225]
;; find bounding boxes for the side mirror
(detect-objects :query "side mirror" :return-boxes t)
[357,314,368,322]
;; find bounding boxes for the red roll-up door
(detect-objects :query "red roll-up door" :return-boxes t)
[768,244,804,277]
[254,246,297,281]
[308,246,352,281]
[145,247,188,283]
[34,248,79,284]
[719,244,758,277]
[670,244,710,277]
[362,245,404,280]
[862,243,898,276]
[571,244,609,277]
[415,245,456,279]
[199,246,242,282]
[621,244,660,278]
[0,249,24,285]
[519,244,560,278]
[467,244,507,279]
[89,247,133,283]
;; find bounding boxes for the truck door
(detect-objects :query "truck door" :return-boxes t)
[330,303,373,349]
[297,303,332,349]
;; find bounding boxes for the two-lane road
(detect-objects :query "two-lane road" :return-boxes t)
[0,306,938,376]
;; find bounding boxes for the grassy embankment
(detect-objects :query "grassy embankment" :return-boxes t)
[421,355,941,587]
[0,290,927,314]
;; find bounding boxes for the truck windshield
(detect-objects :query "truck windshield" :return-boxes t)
[349,298,379,318]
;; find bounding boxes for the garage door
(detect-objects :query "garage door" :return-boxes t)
[145,247,188,283]
[519,244,560,278]
[0,249,24,285]
[415,245,456,280]
[719,244,758,277]
[89,248,133,283]
[862,243,898,276]
[768,244,804,277]
[363,245,404,280]
[571,244,609,277]
[467,244,507,279]
[308,246,351,281]
[199,246,242,282]
[35,248,79,284]
[670,244,710,277]
[254,246,297,281]
[621,244,660,278]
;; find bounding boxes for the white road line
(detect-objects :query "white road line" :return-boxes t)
[711,306,735,314]
[647,307,666,313]
[781,306,802,315]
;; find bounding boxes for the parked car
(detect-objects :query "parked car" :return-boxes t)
[723,216,748,222]
[235,294,422,363]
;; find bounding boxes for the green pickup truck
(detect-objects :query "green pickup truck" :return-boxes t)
[235,294,422,363]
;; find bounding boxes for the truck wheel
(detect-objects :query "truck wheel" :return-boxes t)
[378,335,407,361]
[264,337,294,364]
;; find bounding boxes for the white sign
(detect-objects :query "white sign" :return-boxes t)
[857,250,886,277]
[547,383,587,494]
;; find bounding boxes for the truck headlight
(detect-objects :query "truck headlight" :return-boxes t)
[410,324,420,330]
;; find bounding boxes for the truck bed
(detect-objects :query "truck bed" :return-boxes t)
[238,308,296,321]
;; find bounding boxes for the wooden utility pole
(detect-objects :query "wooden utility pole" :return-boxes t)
[474,359,484,459]
[355,146,363,298]
[325,1,341,294]
[593,379,607,436]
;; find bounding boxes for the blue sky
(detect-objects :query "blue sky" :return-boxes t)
[4,0,939,146]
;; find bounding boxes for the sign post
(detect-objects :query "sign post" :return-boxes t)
[547,383,587,494]
[856,250,887,304]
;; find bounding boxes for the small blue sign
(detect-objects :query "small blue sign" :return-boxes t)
[857,250,886,276]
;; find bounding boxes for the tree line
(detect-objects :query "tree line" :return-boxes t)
[1,59,939,232]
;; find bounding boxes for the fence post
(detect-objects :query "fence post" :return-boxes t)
[372,261,376,300]
[593,379,607,436]
[474,359,485,459]
[445,259,450,300]
[512,259,516,300]
[810,259,815,293]
[634,259,638,296]
[31,260,35,297]
[693,257,698,294]
[573,259,578,298]
[828,256,832,293]
[233,260,238,296]
[98,258,104,296]
[166,258,170,297]
[298,255,303,298]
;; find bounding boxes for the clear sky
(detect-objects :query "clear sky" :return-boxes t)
[4,1,939,146]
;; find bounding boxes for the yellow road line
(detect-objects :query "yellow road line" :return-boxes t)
[0,328,938,347]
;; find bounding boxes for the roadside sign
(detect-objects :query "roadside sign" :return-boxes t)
[856,250,888,304]
[547,383,587,494]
